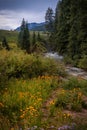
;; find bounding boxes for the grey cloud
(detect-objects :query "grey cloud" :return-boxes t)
[0,0,58,11]
[0,0,58,29]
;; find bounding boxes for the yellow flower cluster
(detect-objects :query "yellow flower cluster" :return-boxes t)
[38,75,61,80]
[20,106,39,119]
[18,91,30,98]
[63,113,72,119]
[61,89,65,94]
[49,100,55,106]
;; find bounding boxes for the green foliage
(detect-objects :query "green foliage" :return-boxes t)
[0,50,66,89]
[53,0,87,62]
[62,77,87,93]
[63,55,74,65]
[0,114,10,130]
[0,30,18,43]
[62,77,81,90]
[32,41,47,53]
[0,76,59,128]
[2,37,10,50]
[37,32,41,42]
[18,18,30,53]
[78,55,87,70]
[32,31,36,46]
[54,77,87,111]
[54,0,70,54]
[55,88,85,112]
[45,7,54,33]
[62,77,87,103]
[0,49,87,129]
[76,124,87,130]
[0,56,8,90]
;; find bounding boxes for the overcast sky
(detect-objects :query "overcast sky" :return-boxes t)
[0,0,58,30]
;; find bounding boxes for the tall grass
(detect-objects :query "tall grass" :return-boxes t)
[0,76,60,129]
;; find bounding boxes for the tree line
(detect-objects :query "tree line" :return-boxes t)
[45,0,87,62]
[18,18,43,53]
[1,18,42,53]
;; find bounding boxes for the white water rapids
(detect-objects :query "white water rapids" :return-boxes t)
[45,52,87,80]
[45,52,63,60]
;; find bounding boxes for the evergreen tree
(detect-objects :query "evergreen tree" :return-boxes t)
[45,7,54,33]
[77,0,87,56]
[53,0,87,61]
[32,31,36,45]
[2,37,10,50]
[24,22,30,53]
[54,0,62,51]
[18,18,30,53]
[55,0,71,54]
[54,0,61,33]
[68,0,87,58]
[37,32,41,42]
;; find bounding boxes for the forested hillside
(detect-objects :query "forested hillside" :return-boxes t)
[54,0,87,57]
[49,0,87,67]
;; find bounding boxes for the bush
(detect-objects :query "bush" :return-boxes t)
[0,50,66,89]
[62,77,87,96]
[76,124,87,130]
[62,77,81,90]
[78,55,87,70]
[55,89,85,112]
[63,55,73,65]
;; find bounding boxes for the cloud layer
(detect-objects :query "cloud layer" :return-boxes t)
[0,0,58,30]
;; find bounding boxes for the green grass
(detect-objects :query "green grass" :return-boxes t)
[0,76,60,129]
[0,30,18,43]
[0,30,47,43]
[62,77,87,96]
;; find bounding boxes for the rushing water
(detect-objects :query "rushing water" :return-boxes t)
[45,52,63,60]
[45,52,87,80]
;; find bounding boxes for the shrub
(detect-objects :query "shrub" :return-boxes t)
[62,77,87,96]
[62,77,81,90]
[78,55,87,70]
[0,50,66,81]
[55,89,84,112]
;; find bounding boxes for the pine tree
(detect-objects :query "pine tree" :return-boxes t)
[55,0,71,54]
[45,7,54,33]
[32,31,36,45]
[77,0,87,56]
[37,32,41,42]
[68,0,87,58]
[18,18,30,53]
[68,0,80,59]
[54,0,61,33]
[46,0,87,60]
[2,37,10,50]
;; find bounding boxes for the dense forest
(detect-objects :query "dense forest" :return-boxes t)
[45,0,87,67]
[54,0,87,56]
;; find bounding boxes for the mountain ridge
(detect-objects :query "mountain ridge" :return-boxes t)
[15,22,46,31]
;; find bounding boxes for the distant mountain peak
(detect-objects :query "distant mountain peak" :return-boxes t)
[15,22,46,31]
